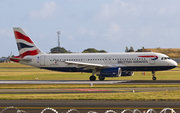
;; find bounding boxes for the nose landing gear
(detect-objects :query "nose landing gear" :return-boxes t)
[152,71,156,80]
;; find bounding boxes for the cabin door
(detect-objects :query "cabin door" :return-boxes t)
[149,54,155,65]
[40,56,46,66]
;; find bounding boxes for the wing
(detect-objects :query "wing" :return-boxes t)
[63,61,109,70]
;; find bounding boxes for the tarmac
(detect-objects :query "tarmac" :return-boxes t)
[0,80,180,84]
[0,100,180,113]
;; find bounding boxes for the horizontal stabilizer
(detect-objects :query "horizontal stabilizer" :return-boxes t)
[10,57,31,62]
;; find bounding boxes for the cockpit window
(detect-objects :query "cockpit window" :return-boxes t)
[161,57,170,60]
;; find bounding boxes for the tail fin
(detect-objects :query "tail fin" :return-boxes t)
[13,27,43,58]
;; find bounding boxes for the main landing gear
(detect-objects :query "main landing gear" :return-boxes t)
[89,75,96,81]
[98,76,105,81]
[152,71,157,80]
[89,75,105,81]
[89,70,106,81]
[90,70,96,81]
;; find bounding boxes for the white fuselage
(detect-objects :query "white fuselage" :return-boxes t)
[20,52,177,72]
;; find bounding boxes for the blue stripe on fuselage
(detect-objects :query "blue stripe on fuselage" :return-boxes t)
[42,66,176,73]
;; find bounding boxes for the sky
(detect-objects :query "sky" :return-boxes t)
[1,0,180,57]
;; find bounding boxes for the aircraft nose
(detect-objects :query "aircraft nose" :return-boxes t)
[171,60,178,67]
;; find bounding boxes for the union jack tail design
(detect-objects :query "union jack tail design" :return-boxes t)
[13,27,43,58]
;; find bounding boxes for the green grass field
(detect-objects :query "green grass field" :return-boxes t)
[0,63,180,100]
[0,63,180,80]
[0,90,180,100]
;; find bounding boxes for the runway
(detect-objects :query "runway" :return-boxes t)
[0,100,180,113]
[0,80,180,84]
[0,80,128,84]
[0,80,180,113]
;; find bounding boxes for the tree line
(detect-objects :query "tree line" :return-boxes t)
[50,47,107,53]
[125,46,148,52]
[50,46,156,53]
[50,46,180,58]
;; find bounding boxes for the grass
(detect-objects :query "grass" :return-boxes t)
[0,63,32,67]
[1,69,180,80]
[0,63,180,80]
[0,90,180,100]
[1,84,180,89]
[0,63,180,100]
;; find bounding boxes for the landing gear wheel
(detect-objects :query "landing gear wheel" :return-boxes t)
[152,77,157,80]
[152,71,156,81]
[98,76,105,81]
[90,76,96,81]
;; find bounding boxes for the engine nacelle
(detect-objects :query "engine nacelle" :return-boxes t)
[97,67,122,77]
[121,71,134,76]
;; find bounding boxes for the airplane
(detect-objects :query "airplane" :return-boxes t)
[0,53,12,63]
[0,57,8,63]
[10,27,177,81]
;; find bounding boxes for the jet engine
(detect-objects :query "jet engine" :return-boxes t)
[96,67,122,77]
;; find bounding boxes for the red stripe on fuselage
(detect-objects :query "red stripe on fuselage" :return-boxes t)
[14,31,33,44]
[138,56,158,58]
